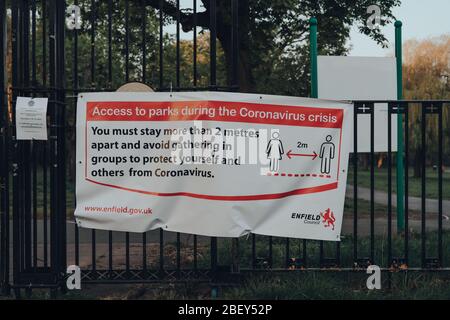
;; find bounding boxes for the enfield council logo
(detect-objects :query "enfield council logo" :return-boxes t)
[291,208,336,230]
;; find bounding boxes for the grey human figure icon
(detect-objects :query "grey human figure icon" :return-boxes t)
[319,135,335,174]
[170,134,184,165]
[266,131,284,172]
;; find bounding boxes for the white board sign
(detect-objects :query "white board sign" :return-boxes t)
[318,56,398,152]
[15,97,48,140]
[75,92,353,241]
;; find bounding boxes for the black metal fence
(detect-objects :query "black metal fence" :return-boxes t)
[0,0,449,297]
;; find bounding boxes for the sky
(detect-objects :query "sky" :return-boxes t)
[173,0,450,58]
[349,0,450,56]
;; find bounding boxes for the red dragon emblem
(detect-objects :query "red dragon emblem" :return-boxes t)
[320,208,336,230]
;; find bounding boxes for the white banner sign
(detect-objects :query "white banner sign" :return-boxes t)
[318,56,398,152]
[75,92,352,241]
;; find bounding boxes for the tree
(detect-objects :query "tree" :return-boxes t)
[6,1,403,181]
[403,36,450,100]
[148,0,401,93]
[403,36,450,177]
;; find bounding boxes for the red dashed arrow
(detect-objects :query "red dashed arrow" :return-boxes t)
[286,150,318,160]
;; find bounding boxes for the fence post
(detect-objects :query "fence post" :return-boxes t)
[310,17,318,98]
[231,238,240,273]
[56,0,67,287]
[47,0,67,289]
[395,21,405,233]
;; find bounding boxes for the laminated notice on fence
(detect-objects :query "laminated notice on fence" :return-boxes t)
[15,97,48,140]
[75,92,352,241]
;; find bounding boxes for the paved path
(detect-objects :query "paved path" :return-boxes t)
[346,185,450,215]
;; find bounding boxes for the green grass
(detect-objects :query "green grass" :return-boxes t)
[222,272,450,300]
[6,173,76,219]
[177,230,447,271]
[212,231,448,270]
[2,231,448,300]
[127,229,450,299]
[348,167,450,200]
[4,271,449,300]
[344,196,391,216]
[5,272,449,300]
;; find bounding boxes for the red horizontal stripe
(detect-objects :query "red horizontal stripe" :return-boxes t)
[265,172,333,179]
[85,178,338,201]
[86,100,343,128]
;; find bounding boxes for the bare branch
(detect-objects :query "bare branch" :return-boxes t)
[145,0,210,32]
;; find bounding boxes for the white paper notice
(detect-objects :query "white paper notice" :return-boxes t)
[15,97,48,140]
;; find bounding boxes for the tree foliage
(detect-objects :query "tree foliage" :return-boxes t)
[402,36,450,174]
[246,0,400,95]
[6,1,405,180]
[403,36,450,100]
[144,0,401,93]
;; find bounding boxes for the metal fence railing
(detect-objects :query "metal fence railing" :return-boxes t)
[0,0,449,297]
